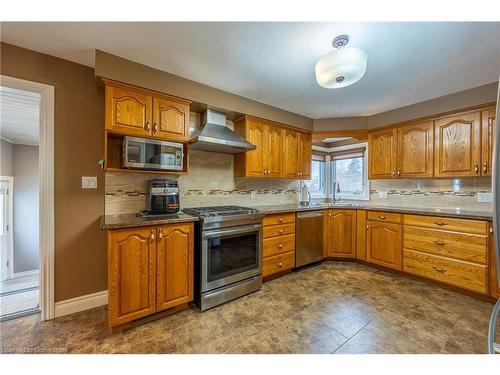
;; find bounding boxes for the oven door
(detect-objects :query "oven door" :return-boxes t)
[201,224,262,292]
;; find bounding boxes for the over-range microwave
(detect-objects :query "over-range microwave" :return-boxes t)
[122,136,183,171]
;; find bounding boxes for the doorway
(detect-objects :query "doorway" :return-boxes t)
[0,75,54,321]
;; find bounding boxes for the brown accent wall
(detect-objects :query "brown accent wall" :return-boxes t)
[313,82,498,131]
[94,50,313,131]
[1,43,106,302]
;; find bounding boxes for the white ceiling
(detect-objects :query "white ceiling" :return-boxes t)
[1,22,499,118]
[0,86,40,145]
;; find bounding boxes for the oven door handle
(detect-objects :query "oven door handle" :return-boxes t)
[203,224,262,239]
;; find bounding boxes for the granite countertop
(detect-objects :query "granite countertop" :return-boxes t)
[252,203,493,220]
[101,213,199,230]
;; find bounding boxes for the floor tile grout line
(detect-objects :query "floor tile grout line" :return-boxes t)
[330,317,375,354]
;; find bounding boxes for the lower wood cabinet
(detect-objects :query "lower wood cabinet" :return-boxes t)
[325,209,357,258]
[366,220,403,270]
[108,223,193,327]
[262,213,296,277]
[491,233,499,299]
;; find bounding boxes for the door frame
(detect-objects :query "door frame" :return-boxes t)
[1,75,55,320]
[0,176,14,281]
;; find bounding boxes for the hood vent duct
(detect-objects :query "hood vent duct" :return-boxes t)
[189,109,256,154]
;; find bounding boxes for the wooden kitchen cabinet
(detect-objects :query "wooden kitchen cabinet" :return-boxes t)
[481,106,496,177]
[108,227,157,327]
[152,96,190,142]
[491,229,499,299]
[298,132,312,179]
[282,129,300,179]
[397,121,434,178]
[262,212,296,278]
[366,220,402,270]
[107,222,194,327]
[104,79,191,141]
[326,209,357,258]
[156,223,194,312]
[105,83,153,137]
[368,128,398,179]
[434,110,482,177]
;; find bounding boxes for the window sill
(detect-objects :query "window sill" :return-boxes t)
[336,195,370,201]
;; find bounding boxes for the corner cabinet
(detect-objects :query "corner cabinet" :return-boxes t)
[434,110,482,177]
[325,209,357,258]
[234,115,311,180]
[108,222,194,328]
[104,79,191,142]
[481,106,497,177]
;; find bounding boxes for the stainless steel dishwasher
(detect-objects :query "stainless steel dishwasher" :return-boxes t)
[296,210,324,267]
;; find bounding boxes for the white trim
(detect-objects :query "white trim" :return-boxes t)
[1,75,55,321]
[0,176,14,280]
[54,290,108,318]
[12,269,39,279]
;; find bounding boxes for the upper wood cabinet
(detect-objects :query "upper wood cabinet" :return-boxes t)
[481,106,496,177]
[434,110,482,177]
[326,209,357,258]
[397,121,434,178]
[156,223,193,312]
[366,220,402,271]
[108,227,156,327]
[152,97,190,142]
[368,128,397,179]
[234,116,311,179]
[104,80,191,142]
[105,84,153,137]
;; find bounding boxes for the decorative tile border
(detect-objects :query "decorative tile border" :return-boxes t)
[369,190,486,197]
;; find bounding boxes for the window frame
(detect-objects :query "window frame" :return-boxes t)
[306,158,327,198]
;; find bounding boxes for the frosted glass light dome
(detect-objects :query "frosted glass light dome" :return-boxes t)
[315,47,368,89]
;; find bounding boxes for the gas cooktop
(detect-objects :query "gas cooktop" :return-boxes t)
[182,205,259,217]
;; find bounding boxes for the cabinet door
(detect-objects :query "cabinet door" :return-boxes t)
[245,120,267,177]
[156,223,194,311]
[481,107,496,177]
[298,133,312,179]
[368,128,398,179]
[265,125,283,178]
[327,209,356,258]
[108,227,156,327]
[434,111,481,177]
[283,129,299,179]
[398,121,434,178]
[366,221,402,270]
[152,97,190,142]
[105,84,152,136]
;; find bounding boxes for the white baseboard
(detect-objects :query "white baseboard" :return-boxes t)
[12,269,39,279]
[54,290,108,318]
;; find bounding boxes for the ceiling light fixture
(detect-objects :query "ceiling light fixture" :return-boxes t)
[315,35,368,89]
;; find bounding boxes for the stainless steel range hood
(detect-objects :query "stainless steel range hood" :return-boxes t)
[189,109,256,154]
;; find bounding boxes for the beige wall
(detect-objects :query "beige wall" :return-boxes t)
[1,43,106,302]
[94,50,313,131]
[313,82,498,131]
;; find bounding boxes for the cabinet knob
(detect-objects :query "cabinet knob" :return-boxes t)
[378,216,387,220]
[276,243,284,249]
[153,121,158,133]
[392,169,396,176]
[145,121,151,132]
[474,165,479,174]
[158,230,163,240]
[277,261,283,267]
[278,217,284,223]
[397,170,401,176]
[277,229,284,235]
[150,231,155,241]
[483,162,488,173]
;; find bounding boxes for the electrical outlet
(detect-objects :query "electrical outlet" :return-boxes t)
[477,192,492,203]
[378,191,388,199]
[82,176,97,189]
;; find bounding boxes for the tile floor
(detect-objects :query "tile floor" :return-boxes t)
[0,273,39,294]
[0,262,498,354]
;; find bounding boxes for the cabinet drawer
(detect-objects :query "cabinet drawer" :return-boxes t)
[403,214,488,235]
[263,212,296,226]
[404,226,487,264]
[403,249,487,294]
[263,234,295,257]
[263,223,295,239]
[263,251,295,277]
[367,211,402,224]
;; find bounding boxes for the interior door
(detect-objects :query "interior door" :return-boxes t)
[368,128,398,179]
[366,221,402,270]
[156,223,193,311]
[434,111,482,177]
[327,209,356,258]
[152,97,189,142]
[398,121,434,178]
[0,179,12,281]
[283,129,299,179]
[265,125,283,178]
[481,107,496,177]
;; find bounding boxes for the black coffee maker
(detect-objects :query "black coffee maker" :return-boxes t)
[138,179,180,216]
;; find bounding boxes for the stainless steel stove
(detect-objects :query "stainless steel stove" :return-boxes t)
[183,205,263,311]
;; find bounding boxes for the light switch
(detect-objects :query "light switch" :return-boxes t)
[82,176,97,189]
[477,192,492,203]
[378,191,388,199]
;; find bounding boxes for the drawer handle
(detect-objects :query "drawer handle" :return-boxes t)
[278,217,284,223]
[277,261,283,268]
[433,240,447,246]
[432,266,447,273]
[277,229,284,235]
[434,222,447,226]
[276,243,284,249]
[378,216,387,220]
